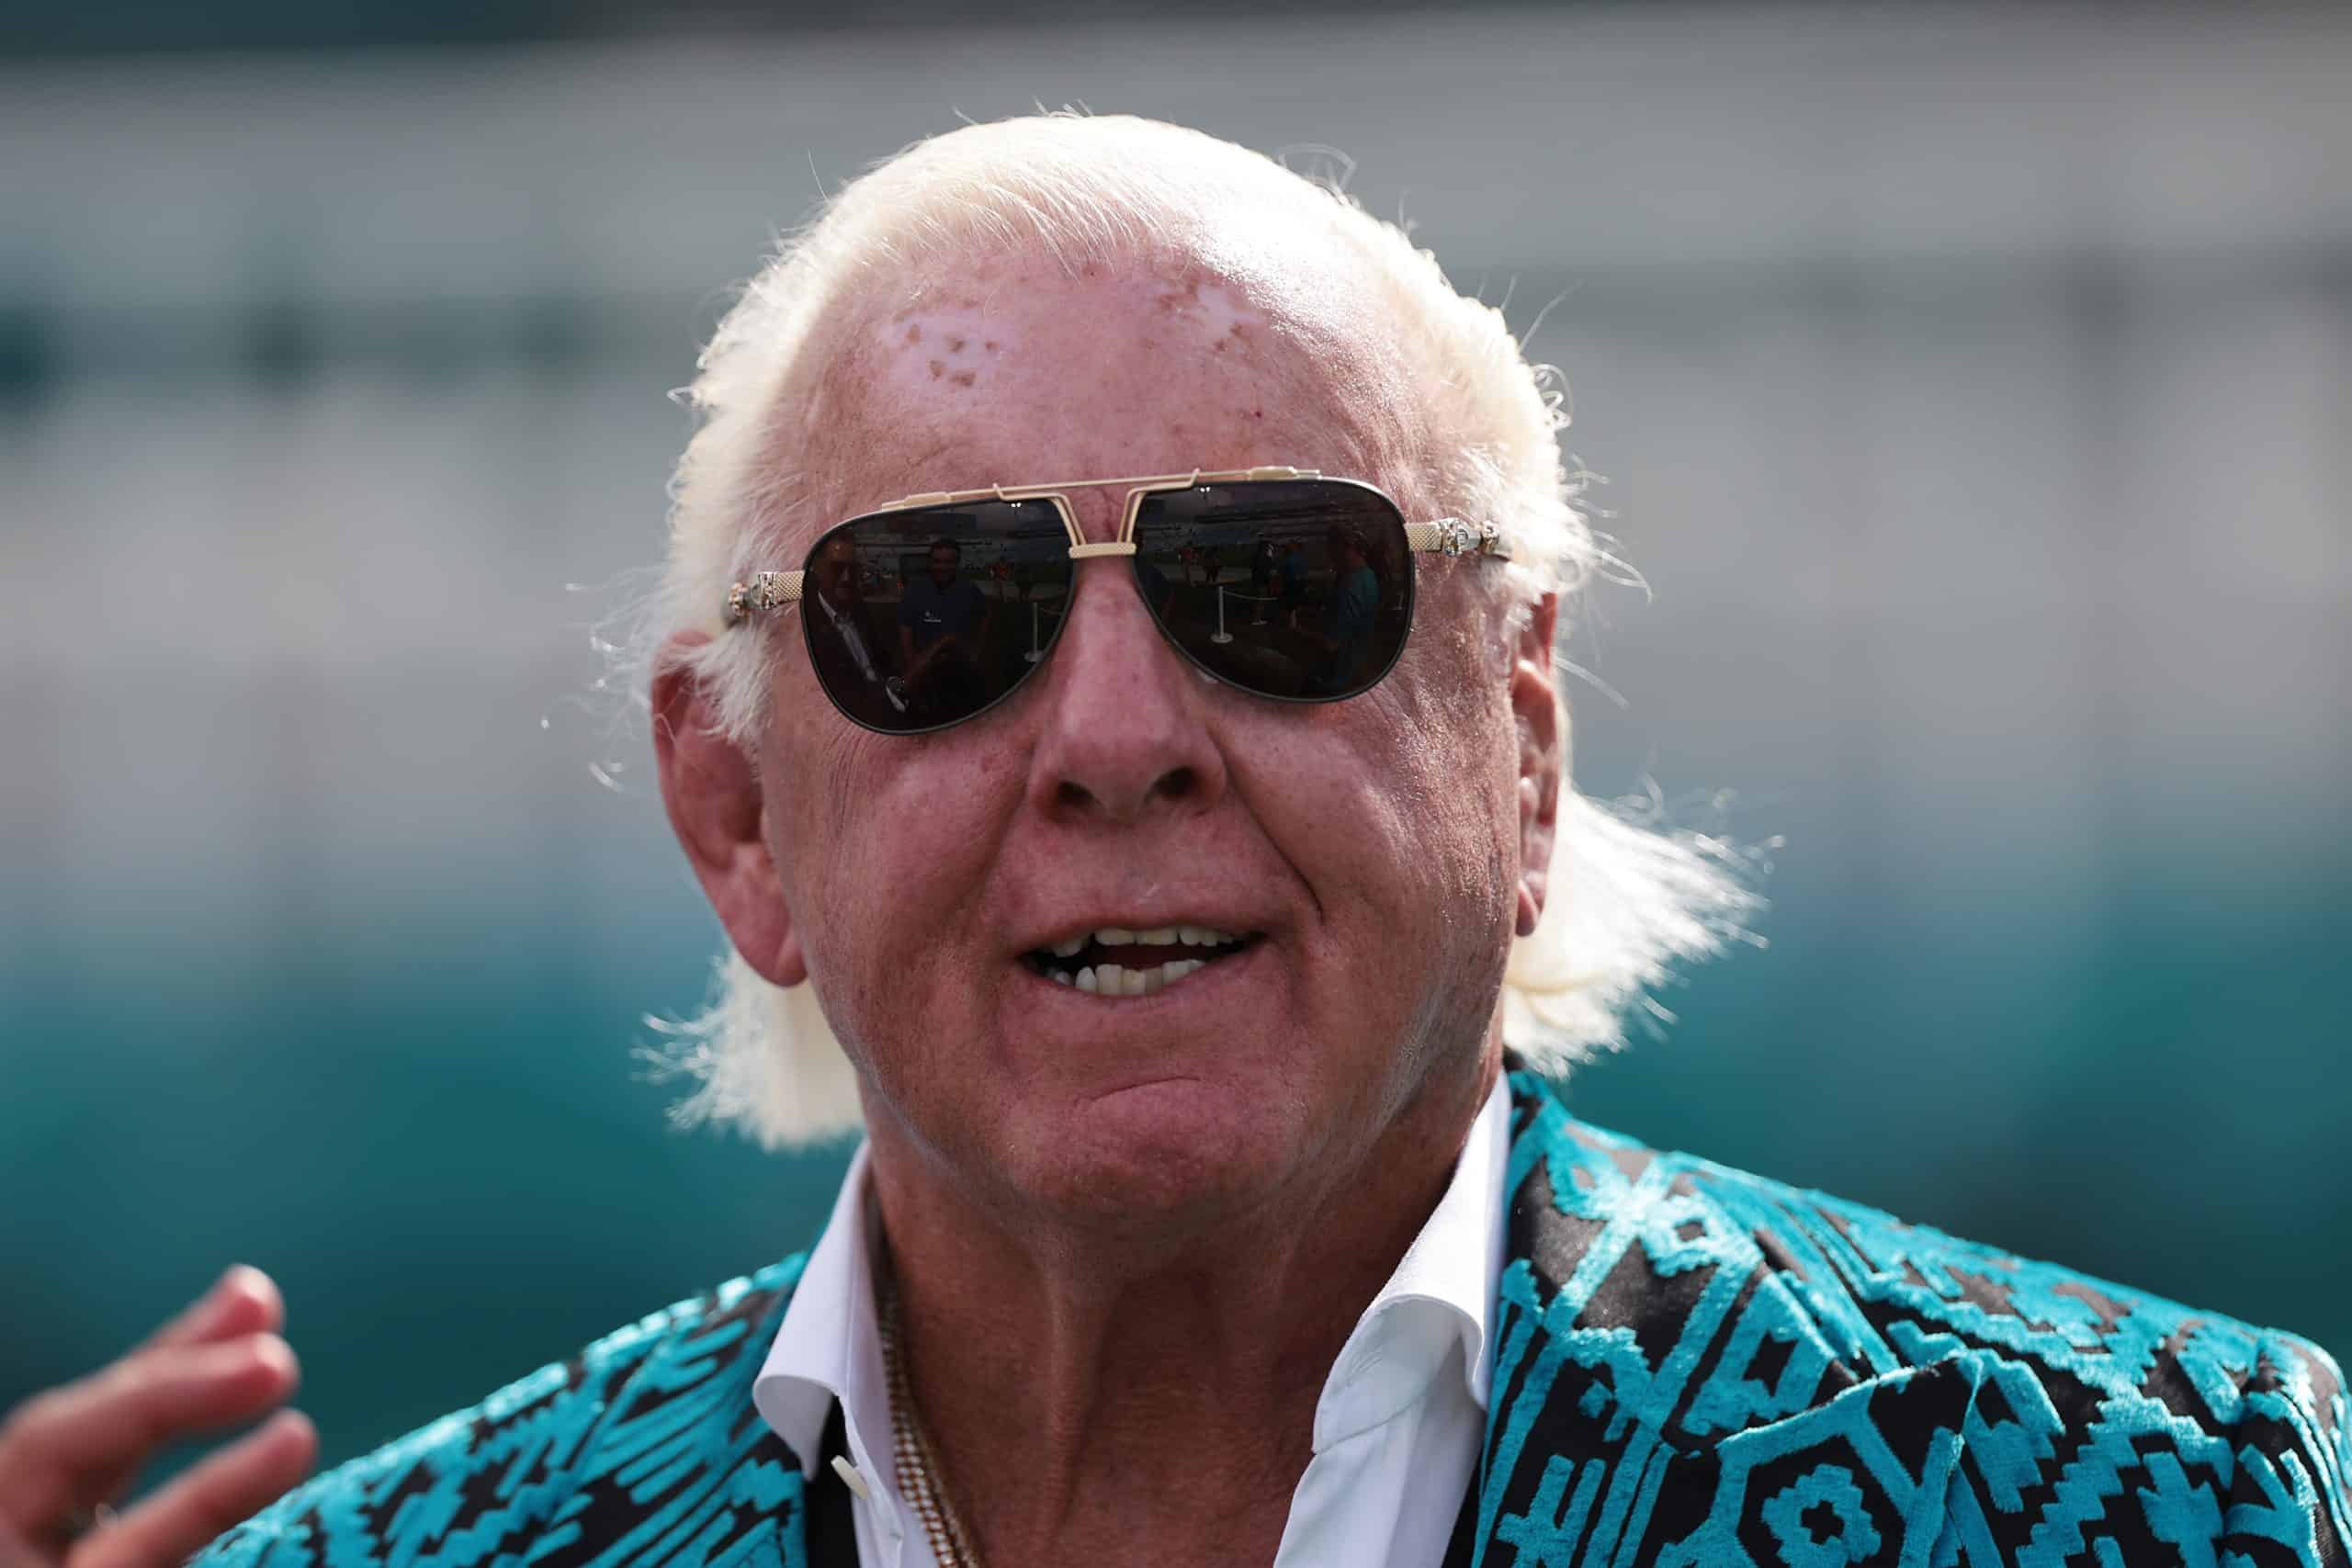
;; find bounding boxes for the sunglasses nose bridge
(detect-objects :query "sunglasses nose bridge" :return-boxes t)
[1045,551,1194,681]
[1030,482,1144,546]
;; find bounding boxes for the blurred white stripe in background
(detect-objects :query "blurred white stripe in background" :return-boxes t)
[3,6,2348,309]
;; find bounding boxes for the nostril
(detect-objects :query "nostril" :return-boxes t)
[1049,765,1197,820]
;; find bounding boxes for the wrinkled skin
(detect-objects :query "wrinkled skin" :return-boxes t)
[657,234,1563,1564]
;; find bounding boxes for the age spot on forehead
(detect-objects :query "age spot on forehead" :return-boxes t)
[879,306,1006,397]
[1155,278,1265,355]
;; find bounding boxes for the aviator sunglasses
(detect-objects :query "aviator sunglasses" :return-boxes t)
[724,467,1513,735]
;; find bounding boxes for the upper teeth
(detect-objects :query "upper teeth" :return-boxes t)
[1053,925,1238,956]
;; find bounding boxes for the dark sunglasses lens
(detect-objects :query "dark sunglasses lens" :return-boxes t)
[1131,479,1413,701]
[800,499,1073,733]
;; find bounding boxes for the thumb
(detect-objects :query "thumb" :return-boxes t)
[0,1517,53,1568]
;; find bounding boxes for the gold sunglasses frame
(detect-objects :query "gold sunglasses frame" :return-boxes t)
[721,465,1511,625]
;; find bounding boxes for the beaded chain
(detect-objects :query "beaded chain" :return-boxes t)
[877,1274,987,1568]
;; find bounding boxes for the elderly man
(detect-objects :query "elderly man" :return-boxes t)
[6,114,2346,1567]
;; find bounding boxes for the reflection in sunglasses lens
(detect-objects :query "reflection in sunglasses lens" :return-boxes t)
[1132,480,1414,702]
[801,499,1073,734]
[799,479,1414,732]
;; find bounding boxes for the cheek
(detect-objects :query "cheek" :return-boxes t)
[1246,644,1518,993]
[757,673,1023,1045]
[1354,626,1522,964]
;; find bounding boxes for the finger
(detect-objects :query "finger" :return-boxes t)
[76,1410,316,1568]
[0,1517,45,1568]
[137,1268,285,1356]
[0,1337,297,1533]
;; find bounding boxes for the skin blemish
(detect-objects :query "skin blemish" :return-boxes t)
[1152,277,1268,356]
[876,307,1008,395]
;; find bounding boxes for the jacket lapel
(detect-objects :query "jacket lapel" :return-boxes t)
[1469,1068,1977,1565]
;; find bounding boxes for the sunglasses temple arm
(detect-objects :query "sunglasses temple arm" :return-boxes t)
[724,570,804,626]
[1405,520,1513,560]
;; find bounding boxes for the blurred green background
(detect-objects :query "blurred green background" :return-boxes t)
[3,0,2346,1486]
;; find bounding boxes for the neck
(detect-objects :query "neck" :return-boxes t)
[862,1046,1498,1568]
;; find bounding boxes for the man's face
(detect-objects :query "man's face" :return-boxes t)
[815,537,860,602]
[929,547,958,587]
[725,247,1555,1232]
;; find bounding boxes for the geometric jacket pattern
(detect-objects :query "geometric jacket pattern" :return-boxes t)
[194,1062,2349,1565]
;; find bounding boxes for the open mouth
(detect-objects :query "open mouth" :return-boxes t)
[1021,924,1260,998]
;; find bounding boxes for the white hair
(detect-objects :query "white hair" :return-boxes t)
[638,113,1764,1148]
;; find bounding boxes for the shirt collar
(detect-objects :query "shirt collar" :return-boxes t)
[752,1140,895,1485]
[1311,1073,1511,1450]
[752,1072,1513,1470]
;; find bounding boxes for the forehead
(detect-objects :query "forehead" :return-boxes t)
[780,244,1426,530]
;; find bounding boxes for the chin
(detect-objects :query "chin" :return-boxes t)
[1007,1075,1311,1234]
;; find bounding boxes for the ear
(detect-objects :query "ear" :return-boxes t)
[1510,593,1565,940]
[651,636,808,988]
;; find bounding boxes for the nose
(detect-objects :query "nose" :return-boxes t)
[1023,561,1228,826]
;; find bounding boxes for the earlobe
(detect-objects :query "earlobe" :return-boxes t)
[650,638,808,988]
[1510,594,1565,940]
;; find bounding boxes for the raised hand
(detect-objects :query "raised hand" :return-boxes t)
[0,1267,317,1566]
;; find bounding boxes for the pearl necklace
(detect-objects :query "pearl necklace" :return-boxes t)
[878,1275,987,1568]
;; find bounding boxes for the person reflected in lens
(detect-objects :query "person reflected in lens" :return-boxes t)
[896,536,991,723]
[1306,524,1382,694]
[899,538,987,665]
[1249,532,1278,625]
[1275,535,1311,628]
[806,534,897,713]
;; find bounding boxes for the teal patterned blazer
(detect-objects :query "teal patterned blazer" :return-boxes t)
[197,1064,2349,1565]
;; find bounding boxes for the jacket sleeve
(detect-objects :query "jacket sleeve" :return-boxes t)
[187,1348,599,1567]
[2219,1331,2351,1566]
[186,1261,808,1567]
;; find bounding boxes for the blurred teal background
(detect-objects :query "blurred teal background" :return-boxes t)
[3,0,2346,1487]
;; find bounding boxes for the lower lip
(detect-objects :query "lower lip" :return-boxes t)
[1020,941,1264,1009]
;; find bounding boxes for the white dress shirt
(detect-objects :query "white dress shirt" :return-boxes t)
[752,1077,1510,1567]
[816,592,880,683]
